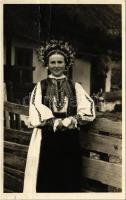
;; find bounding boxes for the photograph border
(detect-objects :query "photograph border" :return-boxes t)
[0,0,125,199]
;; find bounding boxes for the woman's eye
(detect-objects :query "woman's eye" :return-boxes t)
[58,61,63,64]
[50,61,55,64]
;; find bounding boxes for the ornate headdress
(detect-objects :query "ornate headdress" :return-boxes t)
[36,40,75,68]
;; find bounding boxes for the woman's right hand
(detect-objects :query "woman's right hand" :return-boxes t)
[53,119,63,132]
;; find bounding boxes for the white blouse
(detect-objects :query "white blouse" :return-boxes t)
[29,78,95,127]
[24,76,95,193]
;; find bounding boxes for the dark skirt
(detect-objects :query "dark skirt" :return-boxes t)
[36,126,81,192]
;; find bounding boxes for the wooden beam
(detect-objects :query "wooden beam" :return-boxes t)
[4,141,28,158]
[5,128,121,158]
[4,102,122,136]
[4,128,31,145]
[82,156,122,188]
[4,172,23,192]
[92,118,122,135]
[4,101,29,116]
[4,153,26,171]
[4,166,24,179]
[80,131,122,157]
[4,83,10,128]
[4,152,122,189]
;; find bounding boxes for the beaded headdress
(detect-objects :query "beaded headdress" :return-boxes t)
[36,40,75,68]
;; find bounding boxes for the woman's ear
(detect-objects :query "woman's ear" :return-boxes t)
[46,66,51,75]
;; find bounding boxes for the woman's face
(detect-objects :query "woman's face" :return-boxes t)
[48,54,65,77]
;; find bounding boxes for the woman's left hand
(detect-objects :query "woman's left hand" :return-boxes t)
[62,117,77,130]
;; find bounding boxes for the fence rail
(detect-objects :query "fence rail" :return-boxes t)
[4,101,122,192]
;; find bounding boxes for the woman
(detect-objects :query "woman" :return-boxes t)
[23,40,95,193]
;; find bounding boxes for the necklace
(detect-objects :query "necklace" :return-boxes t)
[53,79,66,111]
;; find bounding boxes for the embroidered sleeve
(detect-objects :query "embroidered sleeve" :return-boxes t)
[29,82,54,127]
[75,82,96,122]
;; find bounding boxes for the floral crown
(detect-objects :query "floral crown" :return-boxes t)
[36,40,75,68]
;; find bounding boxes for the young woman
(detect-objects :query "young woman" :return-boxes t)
[23,40,95,193]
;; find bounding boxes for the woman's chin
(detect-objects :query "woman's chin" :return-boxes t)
[52,73,63,77]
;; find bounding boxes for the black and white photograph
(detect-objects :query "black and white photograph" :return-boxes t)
[1,1,125,199]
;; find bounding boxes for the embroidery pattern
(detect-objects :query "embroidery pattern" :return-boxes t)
[32,85,42,123]
[41,78,77,117]
[84,95,94,117]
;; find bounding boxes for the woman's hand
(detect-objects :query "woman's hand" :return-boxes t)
[53,119,63,132]
[62,117,77,130]
[53,117,78,132]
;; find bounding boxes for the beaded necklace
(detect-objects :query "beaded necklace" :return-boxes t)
[41,78,77,116]
[52,78,66,111]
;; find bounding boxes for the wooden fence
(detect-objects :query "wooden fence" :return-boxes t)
[4,101,122,192]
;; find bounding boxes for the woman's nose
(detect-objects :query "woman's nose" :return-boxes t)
[55,62,59,67]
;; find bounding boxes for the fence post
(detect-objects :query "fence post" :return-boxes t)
[4,83,10,129]
[15,99,21,130]
[7,82,15,128]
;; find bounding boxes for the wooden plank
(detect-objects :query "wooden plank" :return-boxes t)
[92,118,122,135]
[4,153,121,189]
[80,131,122,157]
[4,102,122,135]
[4,152,26,171]
[82,156,122,188]
[96,112,122,121]
[4,83,10,129]
[81,177,108,192]
[5,129,121,158]
[4,166,24,179]
[4,128,31,145]
[4,101,29,116]
[4,172,23,192]
[4,141,28,158]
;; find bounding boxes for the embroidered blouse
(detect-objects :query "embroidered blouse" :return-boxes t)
[29,75,95,127]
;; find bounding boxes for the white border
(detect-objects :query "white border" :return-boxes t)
[0,0,124,4]
[0,0,3,195]
[0,0,125,199]
[122,0,126,197]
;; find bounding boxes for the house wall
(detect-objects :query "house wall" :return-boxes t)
[105,60,121,92]
[32,49,47,83]
[73,59,91,94]
[9,38,91,93]
[11,38,46,83]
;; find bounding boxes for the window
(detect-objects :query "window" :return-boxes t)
[15,47,33,82]
[15,47,33,67]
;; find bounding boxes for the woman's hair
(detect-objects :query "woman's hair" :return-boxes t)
[36,40,75,68]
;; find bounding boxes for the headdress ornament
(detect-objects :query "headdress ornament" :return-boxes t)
[36,40,75,68]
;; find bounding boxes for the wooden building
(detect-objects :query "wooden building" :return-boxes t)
[4,4,121,105]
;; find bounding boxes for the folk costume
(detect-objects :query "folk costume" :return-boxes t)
[23,40,95,193]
